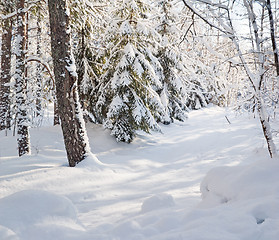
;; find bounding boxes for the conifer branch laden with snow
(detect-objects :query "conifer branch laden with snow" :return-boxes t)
[91,0,168,142]
[155,0,190,121]
[71,0,217,142]
[70,0,105,111]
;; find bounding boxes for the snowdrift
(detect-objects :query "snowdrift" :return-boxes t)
[0,190,84,240]
[1,106,278,239]
[190,158,279,240]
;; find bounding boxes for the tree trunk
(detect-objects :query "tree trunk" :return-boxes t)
[36,7,42,116]
[0,12,13,130]
[53,98,60,125]
[48,0,90,166]
[77,26,86,110]
[266,0,279,76]
[15,0,30,156]
[257,96,277,158]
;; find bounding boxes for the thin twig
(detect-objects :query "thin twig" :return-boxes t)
[225,115,231,124]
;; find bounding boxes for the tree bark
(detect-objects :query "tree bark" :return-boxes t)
[53,98,60,125]
[266,0,279,76]
[257,96,277,158]
[15,0,30,156]
[36,7,42,116]
[0,9,13,130]
[77,26,86,110]
[48,0,90,166]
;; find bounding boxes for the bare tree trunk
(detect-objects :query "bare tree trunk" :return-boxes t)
[53,98,60,125]
[77,26,86,110]
[257,95,277,158]
[0,9,13,130]
[36,7,42,116]
[24,11,29,80]
[48,0,90,166]
[15,0,30,156]
[266,0,279,76]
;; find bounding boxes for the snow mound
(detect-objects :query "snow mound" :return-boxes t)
[200,158,279,207]
[110,193,180,240]
[76,152,106,170]
[184,158,279,240]
[111,220,144,240]
[141,193,175,213]
[0,190,78,232]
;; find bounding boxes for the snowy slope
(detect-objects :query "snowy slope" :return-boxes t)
[0,106,278,240]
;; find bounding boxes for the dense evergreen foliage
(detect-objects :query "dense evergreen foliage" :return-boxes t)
[69,0,218,142]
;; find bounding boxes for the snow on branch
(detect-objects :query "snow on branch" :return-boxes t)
[0,11,17,20]
[197,36,238,65]
[195,0,228,10]
[181,0,232,35]
[0,0,43,20]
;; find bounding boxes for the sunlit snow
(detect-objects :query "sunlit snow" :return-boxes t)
[0,106,279,240]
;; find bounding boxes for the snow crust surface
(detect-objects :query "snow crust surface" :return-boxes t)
[0,106,278,239]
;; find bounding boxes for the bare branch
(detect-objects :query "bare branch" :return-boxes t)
[26,57,55,86]
[181,0,232,35]
[195,0,228,10]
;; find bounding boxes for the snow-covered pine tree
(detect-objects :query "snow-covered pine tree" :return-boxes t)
[70,0,105,112]
[155,0,189,121]
[92,0,168,142]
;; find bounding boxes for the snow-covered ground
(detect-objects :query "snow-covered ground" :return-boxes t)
[0,106,278,240]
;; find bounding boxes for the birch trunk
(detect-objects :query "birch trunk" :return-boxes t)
[266,0,279,76]
[257,96,277,158]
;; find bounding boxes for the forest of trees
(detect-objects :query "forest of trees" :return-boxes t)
[1,0,279,166]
